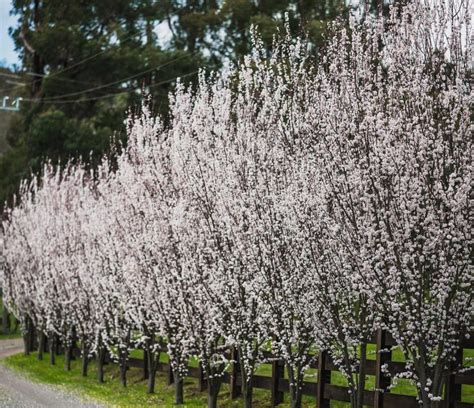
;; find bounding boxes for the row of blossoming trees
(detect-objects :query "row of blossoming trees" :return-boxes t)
[1,1,472,408]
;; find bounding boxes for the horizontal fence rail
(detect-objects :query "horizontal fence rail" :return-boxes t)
[67,330,474,408]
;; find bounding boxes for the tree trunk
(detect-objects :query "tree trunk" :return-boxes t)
[239,360,253,408]
[23,318,35,355]
[97,347,105,383]
[23,335,30,355]
[119,331,131,388]
[146,347,157,393]
[175,376,184,405]
[119,349,128,387]
[147,368,156,394]
[287,365,303,408]
[64,344,72,371]
[289,385,302,408]
[55,334,62,355]
[207,377,222,408]
[37,331,45,360]
[2,305,8,334]
[49,334,56,365]
[81,344,89,377]
[23,321,30,356]
[242,378,253,408]
[28,319,35,355]
[356,342,368,408]
[142,349,149,380]
[416,356,435,408]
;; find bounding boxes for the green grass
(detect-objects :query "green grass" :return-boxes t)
[2,352,318,407]
[0,332,22,340]
[2,348,473,408]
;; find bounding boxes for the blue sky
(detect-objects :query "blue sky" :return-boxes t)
[0,0,18,67]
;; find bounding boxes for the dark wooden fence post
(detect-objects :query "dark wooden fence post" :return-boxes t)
[271,358,284,406]
[316,350,330,408]
[229,347,241,399]
[444,347,462,408]
[374,329,392,408]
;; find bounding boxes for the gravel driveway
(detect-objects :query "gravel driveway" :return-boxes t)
[0,338,103,407]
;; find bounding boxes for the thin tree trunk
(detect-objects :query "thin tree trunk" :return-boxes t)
[290,391,302,408]
[37,331,45,360]
[49,334,56,365]
[23,319,30,356]
[242,377,253,408]
[207,377,222,408]
[175,376,184,405]
[23,334,30,355]
[65,344,72,371]
[356,342,368,408]
[147,368,156,394]
[416,355,432,408]
[28,319,35,355]
[55,334,61,355]
[119,349,128,387]
[287,364,303,408]
[97,346,105,383]
[2,305,8,334]
[142,349,149,380]
[239,359,253,408]
[146,347,157,393]
[23,318,35,355]
[81,343,89,377]
[119,330,131,388]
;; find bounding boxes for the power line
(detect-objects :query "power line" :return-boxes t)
[0,2,198,95]
[0,72,21,79]
[4,21,249,105]
[23,52,197,103]
[29,70,200,105]
[0,31,143,94]
[26,72,116,86]
[0,68,139,94]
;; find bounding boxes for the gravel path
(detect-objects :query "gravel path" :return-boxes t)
[0,338,103,408]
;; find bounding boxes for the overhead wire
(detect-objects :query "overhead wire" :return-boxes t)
[22,51,198,102]
[0,30,145,94]
[29,69,200,104]
[0,2,198,94]
[0,72,128,97]
[6,20,248,105]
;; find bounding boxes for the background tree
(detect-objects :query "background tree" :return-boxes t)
[0,0,354,208]
[0,0,201,207]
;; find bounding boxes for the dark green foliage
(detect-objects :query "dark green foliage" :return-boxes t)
[0,0,349,208]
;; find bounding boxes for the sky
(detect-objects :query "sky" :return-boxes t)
[0,0,18,68]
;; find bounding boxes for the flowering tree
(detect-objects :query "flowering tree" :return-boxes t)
[0,3,471,408]
[308,1,473,406]
[113,108,191,399]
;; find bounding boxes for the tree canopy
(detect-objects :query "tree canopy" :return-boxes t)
[0,0,354,207]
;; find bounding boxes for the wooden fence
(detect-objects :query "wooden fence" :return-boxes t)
[99,330,473,408]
